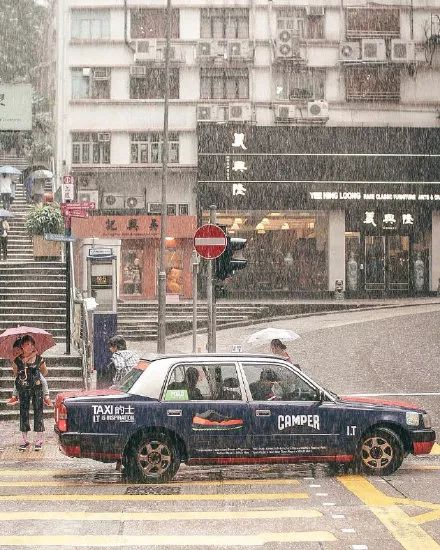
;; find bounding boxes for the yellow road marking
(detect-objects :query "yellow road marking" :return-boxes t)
[0,492,309,503]
[430,443,440,455]
[0,509,322,522]
[338,475,440,550]
[413,511,440,525]
[0,532,336,546]
[0,478,298,488]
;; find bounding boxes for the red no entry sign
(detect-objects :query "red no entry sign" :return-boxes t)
[194,224,227,260]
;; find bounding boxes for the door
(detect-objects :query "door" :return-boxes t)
[240,362,341,458]
[364,235,409,291]
[162,362,251,460]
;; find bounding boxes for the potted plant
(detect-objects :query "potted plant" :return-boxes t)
[25,203,64,259]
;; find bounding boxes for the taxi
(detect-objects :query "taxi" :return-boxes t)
[54,354,436,483]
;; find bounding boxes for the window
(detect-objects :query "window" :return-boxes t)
[346,8,400,39]
[131,9,179,39]
[164,363,242,401]
[72,68,110,99]
[72,133,110,164]
[130,68,179,99]
[200,9,249,39]
[200,68,249,99]
[275,68,325,100]
[345,66,400,102]
[242,363,318,402]
[178,204,189,216]
[277,8,324,40]
[130,133,179,164]
[71,9,110,40]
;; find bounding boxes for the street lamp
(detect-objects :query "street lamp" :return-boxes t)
[157,0,172,353]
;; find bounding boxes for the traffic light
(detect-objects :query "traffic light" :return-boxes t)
[215,236,247,281]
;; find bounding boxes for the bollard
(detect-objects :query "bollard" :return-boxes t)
[334,279,344,300]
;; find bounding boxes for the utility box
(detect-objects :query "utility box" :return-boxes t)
[86,249,117,313]
[92,312,117,389]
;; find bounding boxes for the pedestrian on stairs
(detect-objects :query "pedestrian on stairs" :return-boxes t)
[107,335,140,387]
[0,172,12,210]
[0,217,9,261]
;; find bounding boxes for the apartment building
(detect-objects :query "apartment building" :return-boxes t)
[54,0,440,298]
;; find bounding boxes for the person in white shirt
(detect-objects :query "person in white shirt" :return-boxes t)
[0,218,10,260]
[0,173,12,210]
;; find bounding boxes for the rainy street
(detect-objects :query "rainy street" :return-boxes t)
[0,303,439,549]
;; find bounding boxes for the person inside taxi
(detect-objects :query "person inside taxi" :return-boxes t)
[184,367,204,400]
[249,369,280,401]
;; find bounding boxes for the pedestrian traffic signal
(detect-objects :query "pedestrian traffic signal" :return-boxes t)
[215,236,247,281]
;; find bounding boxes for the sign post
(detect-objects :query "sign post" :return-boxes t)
[193,211,226,353]
[62,175,75,202]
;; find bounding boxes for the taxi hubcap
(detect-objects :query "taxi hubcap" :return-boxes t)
[361,435,393,469]
[138,440,172,476]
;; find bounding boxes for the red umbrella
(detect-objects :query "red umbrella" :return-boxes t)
[0,326,55,360]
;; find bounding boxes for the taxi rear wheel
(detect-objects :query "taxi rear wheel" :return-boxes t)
[358,427,404,476]
[124,431,180,483]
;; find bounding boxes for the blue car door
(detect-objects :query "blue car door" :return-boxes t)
[161,361,252,460]
[240,361,344,459]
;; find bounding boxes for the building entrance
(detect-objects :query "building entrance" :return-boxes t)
[364,235,409,292]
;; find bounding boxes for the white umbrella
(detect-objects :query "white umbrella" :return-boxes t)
[0,165,22,175]
[246,327,301,347]
[32,169,53,179]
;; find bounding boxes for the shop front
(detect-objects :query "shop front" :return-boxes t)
[197,124,440,297]
[72,214,197,300]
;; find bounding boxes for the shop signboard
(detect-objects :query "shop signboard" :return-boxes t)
[0,83,32,131]
[194,224,227,260]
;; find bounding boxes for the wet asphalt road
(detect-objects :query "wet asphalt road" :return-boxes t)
[0,304,439,549]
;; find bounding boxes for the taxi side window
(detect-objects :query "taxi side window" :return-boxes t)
[242,363,318,402]
[164,363,243,401]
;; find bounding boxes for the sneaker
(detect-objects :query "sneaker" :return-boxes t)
[43,396,53,407]
[6,396,19,405]
[34,442,43,451]
[18,442,30,451]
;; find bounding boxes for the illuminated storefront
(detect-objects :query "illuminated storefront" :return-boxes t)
[198,125,440,296]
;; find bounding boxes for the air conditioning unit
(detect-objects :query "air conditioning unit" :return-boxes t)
[78,190,99,205]
[274,104,298,120]
[102,194,124,209]
[307,6,325,16]
[228,103,252,122]
[339,42,360,62]
[228,40,251,60]
[97,133,110,142]
[361,39,386,61]
[130,65,147,77]
[134,39,157,62]
[276,30,305,61]
[391,40,415,62]
[148,203,162,214]
[197,104,219,122]
[93,67,110,79]
[307,100,329,118]
[125,195,145,209]
[198,41,213,57]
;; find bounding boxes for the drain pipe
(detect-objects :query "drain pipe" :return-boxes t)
[124,0,135,52]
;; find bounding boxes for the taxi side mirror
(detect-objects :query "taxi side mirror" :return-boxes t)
[317,389,325,402]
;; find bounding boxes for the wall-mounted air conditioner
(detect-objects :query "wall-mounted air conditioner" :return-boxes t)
[148,203,162,214]
[198,41,213,57]
[92,67,110,79]
[227,40,252,60]
[125,196,145,209]
[361,39,386,61]
[197,104,219,122]
[391,40,415,62]
[102,194,124,209]
[134,39,157,62]
[78,190,99,205]
[276,29,306,61]
[97,133,110,142]
[307,6,325,16]
[339,42,361,62]
[228,103,252,122]
[274,104,298,120]
[130,65,147,77]
[307,100,329,118]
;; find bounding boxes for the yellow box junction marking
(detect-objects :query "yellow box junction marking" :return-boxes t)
[0,509,322,522]
[430,443,440,455]
[338,475,440,549]
[0,532,336,547]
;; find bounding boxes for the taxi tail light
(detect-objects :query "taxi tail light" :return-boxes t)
[56,401,68,432]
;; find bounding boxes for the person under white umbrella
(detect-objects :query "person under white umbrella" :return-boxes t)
[0,172,12,210]
[246,327,301,367]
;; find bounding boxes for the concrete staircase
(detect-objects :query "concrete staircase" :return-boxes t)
[117,302,272,341]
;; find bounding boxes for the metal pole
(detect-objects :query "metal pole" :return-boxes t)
[65,219,71,355]
[207,205,217,352]
[157,0,172,354]
[192,251,198,353]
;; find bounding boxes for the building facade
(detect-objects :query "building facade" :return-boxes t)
[54,0,440,299]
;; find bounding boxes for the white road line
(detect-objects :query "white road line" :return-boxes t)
[332,514,346,519]
[342,529,356,533]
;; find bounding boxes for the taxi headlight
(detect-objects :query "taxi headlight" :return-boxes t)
[405,411,420,427]
[422,414,432,429]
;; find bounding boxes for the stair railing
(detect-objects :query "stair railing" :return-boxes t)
[73,291,92,390]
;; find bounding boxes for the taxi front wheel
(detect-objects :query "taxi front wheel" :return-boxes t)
[124,431,180,483]
[357,427,404,476]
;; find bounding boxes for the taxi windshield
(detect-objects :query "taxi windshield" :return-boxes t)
[113,361,150,392]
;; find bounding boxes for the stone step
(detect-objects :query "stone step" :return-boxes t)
[0,307,66,315]
[0,366,83,379]
[0,288,66,295]
[0,377,82,390]
[0,293,66,302]
[0,280,66,288]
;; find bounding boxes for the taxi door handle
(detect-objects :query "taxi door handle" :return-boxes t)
[167,410,182,417]
[256,410,271,417]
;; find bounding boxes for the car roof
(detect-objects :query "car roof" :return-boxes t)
[140,353,288,363]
